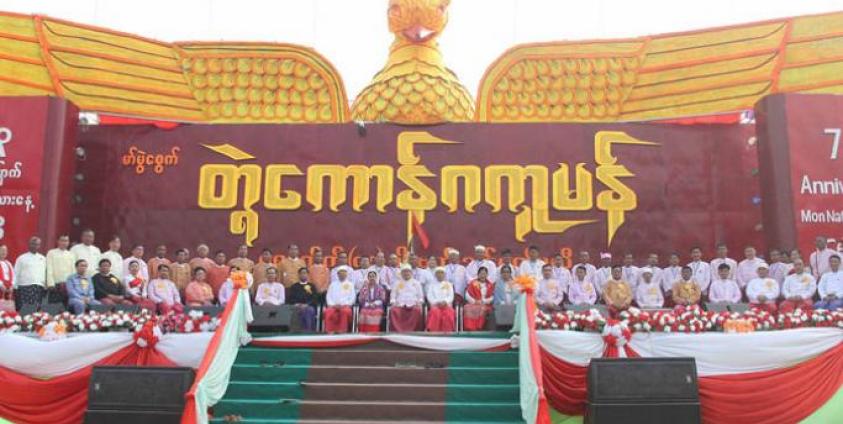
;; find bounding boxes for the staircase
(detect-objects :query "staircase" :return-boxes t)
[211,337,522,423]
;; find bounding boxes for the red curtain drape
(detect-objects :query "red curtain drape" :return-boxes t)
[0,342,177,424]
[541,342,843,423]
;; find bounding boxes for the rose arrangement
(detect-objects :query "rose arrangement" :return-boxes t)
[0,309,220,334]
[536,305,843,333]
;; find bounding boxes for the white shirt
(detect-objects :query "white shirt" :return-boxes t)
[710,257,737,280]
[444,262,468,296]
[13,252,47,288]
[255,282,285,305]
[661,266,682,292]
[635,281,664,308]
[518,259,545,280]
[621,266,640,290]
[768,262,789,286]
[498,262,520,278]
[70,243,101,277]
[638,266,664,291]
[100,250,124,281]
[412,267,437,290]
[572,263,597,283]
[782,273,817,299]
[45,248,75,287]
[330,265,354,284]
[536,278,565,306]
[687,261,711,292]
[123,256,149,282]
[818,270,843,299]
[326,279,356,306]
[551,266,573,289]
[736,258,764,288]
[390,278,424,307]
[810,248,837,279]
[593,266,612,294]
[219,280,234,306]
[426,280,454,305]
[466,259,498,283]
[746,277,780,303]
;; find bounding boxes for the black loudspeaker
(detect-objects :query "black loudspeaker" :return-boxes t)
[586,358,700,424]
[250,304,294,331]
[85,366,195,424]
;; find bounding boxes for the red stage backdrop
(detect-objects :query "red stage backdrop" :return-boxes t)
[73,121,761,265]
[757,94,843,255]
[0,97,77,258]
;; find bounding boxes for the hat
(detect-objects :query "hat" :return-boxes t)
[600,252,612,260]
[448,248,460,256]
[434,266,446,273]
[474,245,486,252]
[400,264,412,271]
[640,267,653,275]
[756,263,769,271]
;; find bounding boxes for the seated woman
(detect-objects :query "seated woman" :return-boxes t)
[254,268,285,306]
[463,266,494,331]
[493,265,520,306]
[357,270,386,333]
[122,260,156,311]
[426,267,456,332]
[324,268,355,333]
[147,265,183,314]
[389,265,425,332]
[185,267,215,307]
[568,266,598,307]
[288,267,319,332]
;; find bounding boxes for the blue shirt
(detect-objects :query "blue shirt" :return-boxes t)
[66,273,95,300]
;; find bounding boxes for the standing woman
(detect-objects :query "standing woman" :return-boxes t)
[463,267,494,331]
[0,245,14,311]
[357,271,386,332]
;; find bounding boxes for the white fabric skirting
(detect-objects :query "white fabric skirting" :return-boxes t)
[538,328,843,376]
[0,332,213,378]
[253,333,515,351]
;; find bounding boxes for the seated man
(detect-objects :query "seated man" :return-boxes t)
[426,267,456,332]
[536,264,565,311]
[635,268,664,309]
[185,267,215,307]
[602,265,633,317]
[147,265,184,314]
[389,265,424,332]
[464,266,494,331]
[780,259,816,313]
[122,260,157,311]
[568,266,597,306]
[746,263,780,313]
[324,268,355,333]
[254,267,285,306]
[93,258,133,307]
[815,255,843,311]
[357,270,386,333]
[67,259,101,314]
[288,267,319,332]
[708,263,742,304]
[672,266,702,312]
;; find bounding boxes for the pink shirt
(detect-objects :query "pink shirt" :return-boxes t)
[736,258,764,288]
[708,278,741,303]
[809,248,837,279]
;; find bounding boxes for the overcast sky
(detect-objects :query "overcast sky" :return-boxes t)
[4,0,840,100]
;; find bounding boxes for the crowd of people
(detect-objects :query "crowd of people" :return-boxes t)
[1,230,842,334]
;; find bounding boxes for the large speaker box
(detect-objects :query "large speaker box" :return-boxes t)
[84,366,195,424]
[586,357,700,424]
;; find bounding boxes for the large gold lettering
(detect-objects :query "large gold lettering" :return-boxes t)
[305,165,394,212]
[263,164,303,210]
[440,165,482,213]
[396,165,437,211]
[484,165,548,212]
[552,163,593,210]
[198,164,262,246]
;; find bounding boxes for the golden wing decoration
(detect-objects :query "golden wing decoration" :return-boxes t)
[477,11,843,122]
[0,12,348,123]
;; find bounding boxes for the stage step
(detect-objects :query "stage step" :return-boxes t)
[213,335,522,423]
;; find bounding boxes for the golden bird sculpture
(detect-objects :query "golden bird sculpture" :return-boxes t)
[350,0,475,124]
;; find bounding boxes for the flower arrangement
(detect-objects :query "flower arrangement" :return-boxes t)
[0,309,220,335]
[514,274,537,294]
[536,305,843,334]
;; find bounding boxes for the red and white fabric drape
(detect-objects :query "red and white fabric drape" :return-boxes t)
[538,328,843,424]
[0,331,212,424]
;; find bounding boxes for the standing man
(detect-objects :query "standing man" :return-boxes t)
[100,236,124,281]
[408,252,435,290]
[66,259,100,314]
[252,248,275,288]
[352,256,371,290]
[592,253,613,295]
[498,249,519,278]
[621,253,639,291]
[466,245,497,282]
[809,236,836,279]
[13,237,47,309]
[444,249,468,301]
[278,244,306,287]
[572,251,597,284]
[662,253,683,301]
[780,259,816,313]
[383,253,402,290]
[169,249,192,296]
[228,244,255,274]
[518,245,545,280]
[70,229,100,278]
[147,245,171,280]
[736,246,764,289]
[767,249,789,286]
[45,235,74,302]
[710,243,737,281]
[122,245,149,281]
[309,249,330,295]
[687,247,711,294]
[815,255,843,310]
[189,244,214,272]
[206,251,231,297]
[550,253,573,290]
[367,251,388,288]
